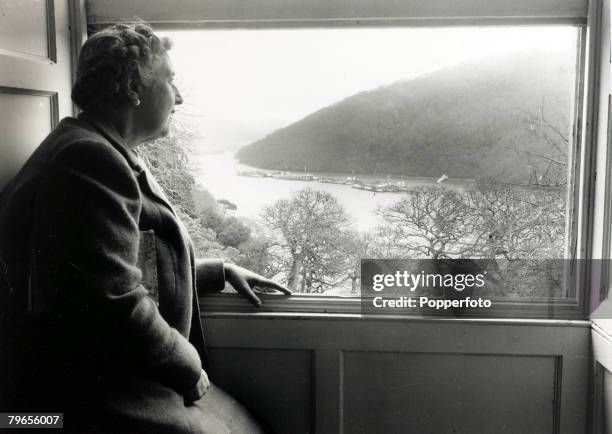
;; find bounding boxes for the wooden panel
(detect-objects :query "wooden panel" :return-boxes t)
[592,361,612,434]
[603,368,612,434]
[202,315,590,355]
[87,0,588,27]
[202,315,589,434]
[206,347,313,434]
[0,88,57,187]
[0,0,54,61]
[0,0,73,111]
[315,350,342,434]
[343,351,557,434]
[0,0,75,191]
[592,322,612,434]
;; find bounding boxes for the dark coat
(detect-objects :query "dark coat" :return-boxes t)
[0,112,227,433]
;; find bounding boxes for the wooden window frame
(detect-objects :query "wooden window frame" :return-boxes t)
[83,0,611,320]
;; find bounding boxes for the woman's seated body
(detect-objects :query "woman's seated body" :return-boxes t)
[0,22,289,433]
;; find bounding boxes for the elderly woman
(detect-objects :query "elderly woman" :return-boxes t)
[0,23,288,433]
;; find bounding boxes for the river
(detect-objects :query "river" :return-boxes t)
[193,152,474,231]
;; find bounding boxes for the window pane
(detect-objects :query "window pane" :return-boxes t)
[146,26,579,298]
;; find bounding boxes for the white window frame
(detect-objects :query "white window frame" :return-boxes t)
[85,0,611,320]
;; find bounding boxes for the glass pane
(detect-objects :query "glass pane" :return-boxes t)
[146,26,579,298]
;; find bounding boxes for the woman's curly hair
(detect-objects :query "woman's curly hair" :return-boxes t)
[71,23,172,112]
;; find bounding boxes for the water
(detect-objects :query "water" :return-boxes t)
[193,152,474,231]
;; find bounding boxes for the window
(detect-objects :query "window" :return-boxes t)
[86,0,605,319]
[137,25,588,315]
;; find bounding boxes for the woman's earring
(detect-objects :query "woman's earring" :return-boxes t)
[134,99,141,106]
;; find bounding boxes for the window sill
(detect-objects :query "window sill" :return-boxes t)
[199,292,587,320]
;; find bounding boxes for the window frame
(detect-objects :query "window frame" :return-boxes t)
[85,0,610,320]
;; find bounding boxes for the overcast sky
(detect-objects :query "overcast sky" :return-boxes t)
[160,26,577,133]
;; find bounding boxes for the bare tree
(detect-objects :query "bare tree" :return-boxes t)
[467,179,565,260]
[513,100,569,187]
[376,186,478,259]
[343,231,383,294]
[375,182,566,297]
[261,188,354,293]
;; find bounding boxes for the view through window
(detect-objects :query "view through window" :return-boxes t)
[141,26,580,298]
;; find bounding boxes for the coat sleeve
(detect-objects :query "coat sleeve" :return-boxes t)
[38,139,204,401]
[195,258,226,293]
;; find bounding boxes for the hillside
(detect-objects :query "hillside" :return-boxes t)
[235,50,575,183]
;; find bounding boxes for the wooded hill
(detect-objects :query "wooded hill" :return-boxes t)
[235,50,575,183]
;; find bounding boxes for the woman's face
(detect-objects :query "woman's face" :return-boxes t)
[136,53,183,141]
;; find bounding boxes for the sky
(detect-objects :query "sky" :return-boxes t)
[159,26,578,149]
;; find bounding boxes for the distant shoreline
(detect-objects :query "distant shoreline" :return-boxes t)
[236,166,476,193]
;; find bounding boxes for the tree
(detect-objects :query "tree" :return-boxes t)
[344,231,383,294]
[232,235,272,278]
[218,198,238,211]
[138,118,272,276]
[378,182,565,260]
[217,216,252,248]
[376,186,478,259]
[513,100,569,187]
[261,188,354,293]
[375,182,567,297]
[467,178,565,260]
[137,118,198,217]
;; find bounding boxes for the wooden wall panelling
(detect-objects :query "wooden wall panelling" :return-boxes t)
[207,347,314,433]
[203,316,590,434]
[0,0,74,191]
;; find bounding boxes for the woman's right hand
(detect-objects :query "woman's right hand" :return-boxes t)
[224,263,292,307]
[185,369,210,404]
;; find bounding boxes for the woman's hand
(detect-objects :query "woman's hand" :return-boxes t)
[224,263,292,307]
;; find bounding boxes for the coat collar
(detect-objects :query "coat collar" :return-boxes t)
[77,112,177,217]
[77,111,142,171]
